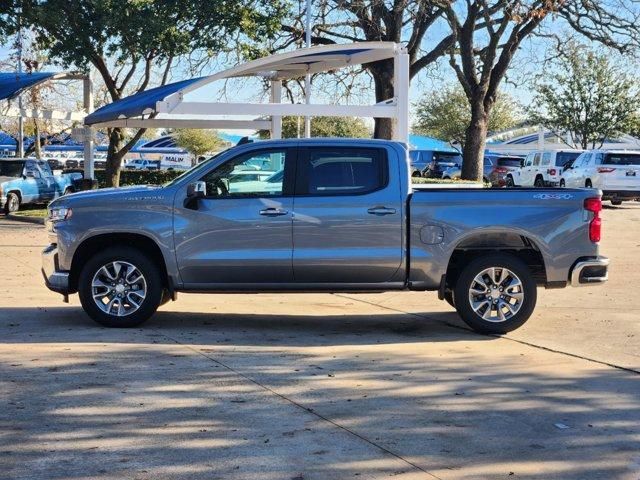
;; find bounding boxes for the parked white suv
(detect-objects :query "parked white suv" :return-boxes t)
[560,150,640,205]
[509,149,583,187]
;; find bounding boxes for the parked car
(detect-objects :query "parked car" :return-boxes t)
[409,149,462,178]
[46,158,65,171]
[43,138,608,335]
[125,159,161,171]
[441,154,524,187]
[560,150,640,205]
[510,149,583,187]
[0,158,81,213]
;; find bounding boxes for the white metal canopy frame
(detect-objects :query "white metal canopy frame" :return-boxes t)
[0,71,95,179]
[85,42,410,143]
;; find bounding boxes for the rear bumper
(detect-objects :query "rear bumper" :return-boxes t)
[570,256,609,287]
[41,244,70,295]
[602,190,640,201]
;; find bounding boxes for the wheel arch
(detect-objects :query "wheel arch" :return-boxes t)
[444,231,548,291]
[69,232,170,294]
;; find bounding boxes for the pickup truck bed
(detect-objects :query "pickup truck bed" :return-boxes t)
[42,138,608,334]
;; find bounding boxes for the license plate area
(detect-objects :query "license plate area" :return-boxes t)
[626,170,637,176]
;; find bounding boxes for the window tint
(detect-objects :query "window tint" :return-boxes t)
[301,148,386,196]
[602,153,640,166]
[0,161,25,177]
[541,152,552,166]
[555,151,581,167]
[38,161,52,176]
[497,157,523,167]
[200,149,286,197]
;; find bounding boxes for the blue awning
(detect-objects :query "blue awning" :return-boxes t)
[84,77,205,126]
[0,72,57,100]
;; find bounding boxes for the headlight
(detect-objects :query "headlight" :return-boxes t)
[49,206,72,222]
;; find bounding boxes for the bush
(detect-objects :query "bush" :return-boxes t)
[94,170,183,188]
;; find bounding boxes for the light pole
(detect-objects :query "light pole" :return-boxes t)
[304,0,311,138]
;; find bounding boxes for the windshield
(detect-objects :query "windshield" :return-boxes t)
[555,152,581,167]
[0,161,25,177]
[163,149,229,187]
[433,153,462,165]
[602,153,640,166]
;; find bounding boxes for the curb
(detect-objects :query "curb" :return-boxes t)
[4,213,46,225]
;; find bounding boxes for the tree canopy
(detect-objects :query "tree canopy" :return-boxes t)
[529,44,639,150]
[173,129,227,159]
[259,116,371,139]
[0,0,286,185]
[413,86,519,148]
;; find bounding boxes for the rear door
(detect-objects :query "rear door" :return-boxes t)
[292,145,403,284]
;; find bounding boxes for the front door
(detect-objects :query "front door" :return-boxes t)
[292,146,403,284]
[174,147,295,286]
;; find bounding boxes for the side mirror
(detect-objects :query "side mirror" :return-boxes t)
[187,181,206,198]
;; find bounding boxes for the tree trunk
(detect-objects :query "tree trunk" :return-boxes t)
[461,104,488,182]
[105,128,125,187]
[33,120,42,159]
[370,61,395,140]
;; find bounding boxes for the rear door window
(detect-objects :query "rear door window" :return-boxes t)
[497,157,523,168]
[602,153,640,166]
[533,153,541,166]
[297,148,387,196]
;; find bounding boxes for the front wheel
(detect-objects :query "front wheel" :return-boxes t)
[559,179,565,188]
[611,200,622,206]
[78,247,163,327]
[454,254,537,334]
[4,192,20,213]
[505,176,515,187]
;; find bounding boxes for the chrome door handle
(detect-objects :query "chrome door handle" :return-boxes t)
[367,206,397,216]
[259,208,289,217]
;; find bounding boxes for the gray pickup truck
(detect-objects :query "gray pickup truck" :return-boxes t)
[42,139,609,334]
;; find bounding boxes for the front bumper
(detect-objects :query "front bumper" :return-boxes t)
[570,256,609,287]
[42,244,70,295]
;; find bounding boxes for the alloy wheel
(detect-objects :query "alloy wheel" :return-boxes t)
[468,267,524,323]
[91,261,147,317]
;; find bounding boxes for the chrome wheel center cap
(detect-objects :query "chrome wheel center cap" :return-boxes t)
[115,284,126,294]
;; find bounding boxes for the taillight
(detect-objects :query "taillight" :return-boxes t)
[597,167,615,173]
[494,166,508,173]
[584,197,602,243]
[548,168,557,176]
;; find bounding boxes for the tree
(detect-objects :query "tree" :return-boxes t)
[174,129,226,159]
[438,1,640,181]
[413,85,519,148]
[276,1,459,139]
[0,0,286,186]
[529,45,639,149]
[259,116,371,139]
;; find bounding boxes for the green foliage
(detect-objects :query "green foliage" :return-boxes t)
[259,116,371,139]
[413,86,519,147]
[95,169,182,188]
[173,129,226,158]
[529,44,640,149]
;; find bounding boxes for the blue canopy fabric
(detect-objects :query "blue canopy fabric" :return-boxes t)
[84,77,205,126]
[0,72,57,100]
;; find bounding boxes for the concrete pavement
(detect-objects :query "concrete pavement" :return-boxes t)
[1,205,639,480]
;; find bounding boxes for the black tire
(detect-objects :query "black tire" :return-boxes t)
[411,171,421,178]
[4,192,20,214]
[585,180,592,188]
[444,290,455,309]
[534,176,544,188]
[505,175,514,187]
[559,179,565,188]
[159,289,172,306]
[454,253,537,334]
[611,200,623,206]
[63,187,74,196]
[78,247,163,328]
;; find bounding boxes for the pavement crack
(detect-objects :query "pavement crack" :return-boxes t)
[156,329,444,480]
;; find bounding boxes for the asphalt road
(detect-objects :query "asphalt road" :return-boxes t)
[1,204,639,480]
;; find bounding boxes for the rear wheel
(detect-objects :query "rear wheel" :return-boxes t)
[4,192,20,214]
[78,247,163,328]
[559,179,565,188]
[585,180,593,188]
[534,176,544,188]
[506,175,514,187]
[411,171,421,178]
[454,254,537,334]
[611,200,623,206]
